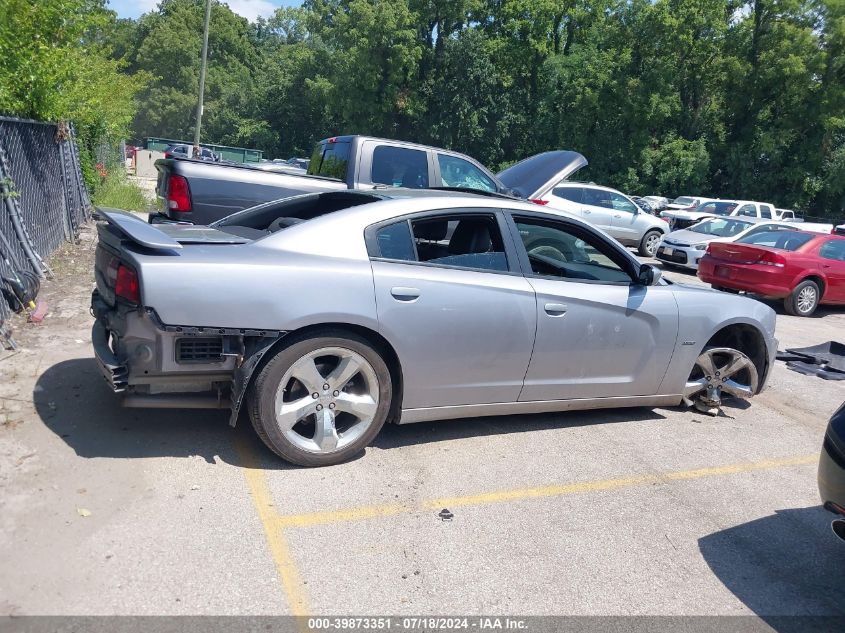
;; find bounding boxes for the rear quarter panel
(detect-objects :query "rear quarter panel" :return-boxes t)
[126,241,379,333]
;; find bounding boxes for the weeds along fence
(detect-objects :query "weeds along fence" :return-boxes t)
[0,116,91,349]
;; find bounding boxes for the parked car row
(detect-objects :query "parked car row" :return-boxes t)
[696,227,845,316]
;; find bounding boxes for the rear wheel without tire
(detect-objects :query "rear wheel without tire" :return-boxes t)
[684,346,759,413]
[784,279,820,317]
[247,332,392,466]
[639,230,662,257]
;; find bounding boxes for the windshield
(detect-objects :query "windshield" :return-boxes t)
[689,218,752,237]
[737,230,814,251]
[672,196,696,205]
[694,201,736,216]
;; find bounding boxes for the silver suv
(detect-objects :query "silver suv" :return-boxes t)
[536,183,669,257]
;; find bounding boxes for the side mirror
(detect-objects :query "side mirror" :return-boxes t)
[638,264,662,286]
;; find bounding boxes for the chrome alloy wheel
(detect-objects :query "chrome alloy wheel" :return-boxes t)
[274,346,379,454]
[644,233,661,256]
[796,285,818,314]
[684,347,759,410]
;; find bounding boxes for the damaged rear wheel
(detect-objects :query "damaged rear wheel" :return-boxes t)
[247,331,392,467]
[684,347,759,414]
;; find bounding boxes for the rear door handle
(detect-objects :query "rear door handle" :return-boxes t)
[614,214,622,218]
[390,287,421,301]
[544,302,568,316]
[582,209,592,215]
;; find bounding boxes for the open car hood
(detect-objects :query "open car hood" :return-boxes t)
[496,151,588,199]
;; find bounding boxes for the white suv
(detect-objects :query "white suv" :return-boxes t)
[536,182,670,257]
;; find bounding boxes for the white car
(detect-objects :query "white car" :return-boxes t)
[665,195,719,211]
[656,217,808,271]
[534,182,669,256]
[661,200,738,230]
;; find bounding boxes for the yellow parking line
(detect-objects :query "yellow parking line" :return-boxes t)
[235,435,310,617]
[276,454,818,529]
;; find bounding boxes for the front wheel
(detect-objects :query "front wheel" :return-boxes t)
[639,230,662,257]
[247,332,392,466]
[684,347,759,413]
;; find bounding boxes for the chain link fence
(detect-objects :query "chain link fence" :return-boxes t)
[0,116,92,349]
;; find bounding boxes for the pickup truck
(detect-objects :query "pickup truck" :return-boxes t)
[153,135,560,225]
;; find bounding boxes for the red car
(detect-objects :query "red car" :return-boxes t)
[698,228,845,316]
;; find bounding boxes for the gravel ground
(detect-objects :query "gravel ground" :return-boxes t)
[0,229,843,618]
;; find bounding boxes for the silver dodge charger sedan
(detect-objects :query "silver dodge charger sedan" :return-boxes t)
[92,190,777,466]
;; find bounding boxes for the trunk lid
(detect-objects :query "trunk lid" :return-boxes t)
[707,242,778,264]
[496,151,588,199]
[94,208,251,307]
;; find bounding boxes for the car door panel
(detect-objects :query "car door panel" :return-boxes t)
[371,266,536,409]
[608,193,642,245]
[506,213,679,401]
[580,188,616,236]
[520,280,679,400]
[818,240,845,302]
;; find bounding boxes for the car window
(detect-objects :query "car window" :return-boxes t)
[820,239,845,262]
[736,204,757,217]
[761,205,773,219]
[737,230,814,251]
[583,188,613,209]
[371,146,429,188]
[513,217,631,284]
[372,213,508,272]
[308,140,351,179]
[673,197,696,205]
[609,192,638,213]
[552,186,583,203]
[375,221,416,261]
[437,154,497,192]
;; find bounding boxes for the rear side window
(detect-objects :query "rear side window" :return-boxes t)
[375,222,416,261]
[737,230,814,251]
[552,187,583,203]
[820,239,845,262]
[372,146,429,188]
[761,205,773,219]
[371,213,508,272]
[736,204,757,217]
[308,140,351,179]
[583,188,613,209]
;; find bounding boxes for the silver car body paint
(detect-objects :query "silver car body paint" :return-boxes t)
[93,193,777,425]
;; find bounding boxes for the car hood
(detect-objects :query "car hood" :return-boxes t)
[496,151,588,199]
[662,228,713,246]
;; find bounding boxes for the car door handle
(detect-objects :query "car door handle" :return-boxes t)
[544,302,568,316]
[390,287,421,301]
[582,209,592,214]
[614,214,622,218]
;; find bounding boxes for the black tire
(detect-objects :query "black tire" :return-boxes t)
[247,330,393,467]
[783,279,820,317]
[638,230,662,257]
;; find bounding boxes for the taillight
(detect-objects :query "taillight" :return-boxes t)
[529,199,549,205]
[167,174,192,212]
[758,251,786,268]
[115,264,140,304]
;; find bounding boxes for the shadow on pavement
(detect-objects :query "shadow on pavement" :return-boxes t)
[699,506,845,622]
[35,357,669,467]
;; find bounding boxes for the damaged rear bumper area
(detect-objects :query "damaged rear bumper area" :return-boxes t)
[90,290,282,423]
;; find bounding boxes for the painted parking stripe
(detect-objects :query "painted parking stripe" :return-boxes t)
[275,454,818,529]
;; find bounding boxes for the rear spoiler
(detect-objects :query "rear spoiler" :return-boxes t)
[95,208,183,250]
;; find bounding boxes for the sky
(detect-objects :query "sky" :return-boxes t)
[107,0,298,23]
